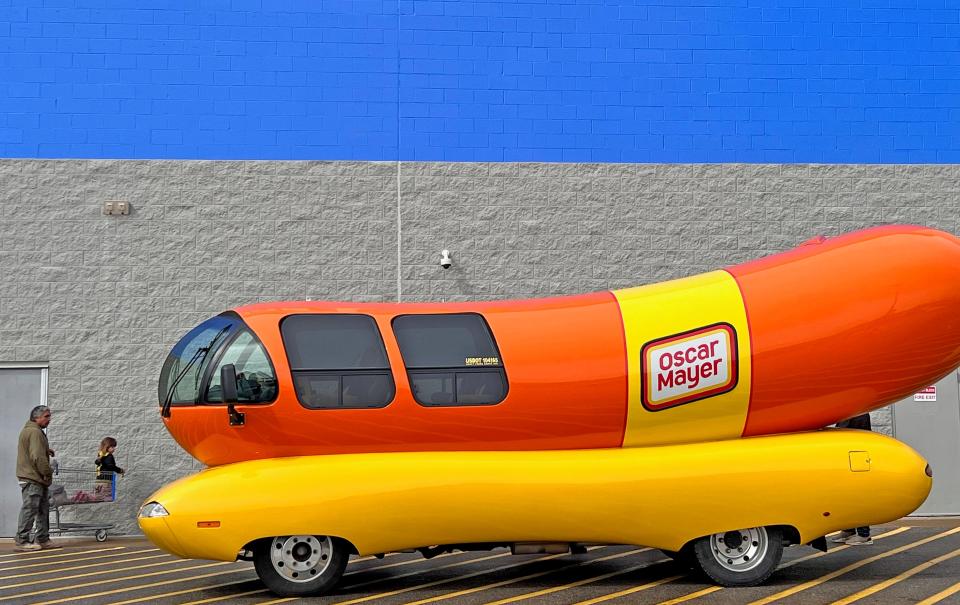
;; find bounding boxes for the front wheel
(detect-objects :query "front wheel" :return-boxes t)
[690,526,783,587]
[253,535,349,597]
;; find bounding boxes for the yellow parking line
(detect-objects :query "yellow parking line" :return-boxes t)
[655,586,722,605]
[0,557,203,588]
[748,527,960,605]
[253,552,522,605]
[0,561,234,601]
[0,546,126,563]
[104,552,452,605]
[99,552,402,605]
[916,580,960,605]
[0,548,160,573]
[104,578,262,605]
[0,553,171,581]
[649,526,912,605]
[345,550,545,591]
[182,588,268,604]
[29,567,254,605]
[779,527,912,571]
[484,560,677,605]
[258,532,922,605]
[0,545,124,560]
[255,548,609,605]
[349,550,460,573]
[830,547,960,605]
[404,549,649,605]
[565,574,683,605]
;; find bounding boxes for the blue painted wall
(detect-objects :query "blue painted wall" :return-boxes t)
[1,1,958,162]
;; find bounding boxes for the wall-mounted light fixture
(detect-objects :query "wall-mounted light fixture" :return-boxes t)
[103,201,130,216]
[440,249,452,269]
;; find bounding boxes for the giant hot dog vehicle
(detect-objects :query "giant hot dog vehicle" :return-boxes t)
[139,225,959,596]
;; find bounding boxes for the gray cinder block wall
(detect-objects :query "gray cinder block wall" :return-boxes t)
[3,159,956,533]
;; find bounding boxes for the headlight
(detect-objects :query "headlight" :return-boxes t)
[138,501,170,518]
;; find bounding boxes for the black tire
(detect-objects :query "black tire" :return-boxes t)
[95,529,108,542]
[253,535,349,597]
[690,526,783,587]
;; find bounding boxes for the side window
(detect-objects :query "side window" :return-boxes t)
[392,313,507,407]
[206,330,278,404]
[281,314,395,409]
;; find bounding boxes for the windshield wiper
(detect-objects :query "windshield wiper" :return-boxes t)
[161,325,231,418]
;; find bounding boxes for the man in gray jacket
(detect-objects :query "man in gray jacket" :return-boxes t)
[14,405,56,551]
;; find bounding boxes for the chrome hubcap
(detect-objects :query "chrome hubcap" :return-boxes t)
[269,535,333,583]
[709,527,768,572]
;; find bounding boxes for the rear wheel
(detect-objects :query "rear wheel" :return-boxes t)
[690,526,783,586]
[253,535,349,597]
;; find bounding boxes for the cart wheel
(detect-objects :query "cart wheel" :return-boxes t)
[690,526,783,587]
[95,529,108,542]
[253,535,348,597]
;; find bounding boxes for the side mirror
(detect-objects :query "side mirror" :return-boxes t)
[221,364,238,404]
[221,364,244,426]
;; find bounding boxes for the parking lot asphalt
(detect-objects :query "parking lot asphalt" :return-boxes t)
[2,520,960,605]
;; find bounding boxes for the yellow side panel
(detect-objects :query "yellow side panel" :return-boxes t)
[139,431,930,561]
[612,271,752,447]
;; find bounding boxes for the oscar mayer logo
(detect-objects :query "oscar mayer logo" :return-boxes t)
[641,323,739,412]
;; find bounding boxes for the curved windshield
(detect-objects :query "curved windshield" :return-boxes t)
[158,314,237,406]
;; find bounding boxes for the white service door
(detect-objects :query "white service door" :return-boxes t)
[0,368,45,536]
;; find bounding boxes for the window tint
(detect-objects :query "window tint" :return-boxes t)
[207,330,279,403]
[281,314,395,409]
[393,314,500,368]
[409,373,455,405]
[293,374,340,407]
[283,314,390,370]
[456,371,506,405]
[292,374,396,409]
[343,374,394,406]
[393,314,508,407]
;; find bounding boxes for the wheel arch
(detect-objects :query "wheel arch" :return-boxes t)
[676,523,801,552]
[240,534,360,560]
[775,524,801,547]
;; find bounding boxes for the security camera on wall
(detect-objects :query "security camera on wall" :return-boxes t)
[440,249,452,269]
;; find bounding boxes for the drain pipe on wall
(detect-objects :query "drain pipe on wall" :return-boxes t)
[396,159,402,302]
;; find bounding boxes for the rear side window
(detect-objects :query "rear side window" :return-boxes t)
[281,314,394,409]
[392,314,507,406]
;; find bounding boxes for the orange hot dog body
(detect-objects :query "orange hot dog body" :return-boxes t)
[160,225,960,466]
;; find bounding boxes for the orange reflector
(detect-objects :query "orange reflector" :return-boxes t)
[197,521,221,528]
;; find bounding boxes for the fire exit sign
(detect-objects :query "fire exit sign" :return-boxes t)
[914,386,937,402]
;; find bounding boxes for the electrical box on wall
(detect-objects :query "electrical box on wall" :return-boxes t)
[103,201,130,216]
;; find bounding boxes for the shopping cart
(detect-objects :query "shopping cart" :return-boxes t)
[48,468,116,542]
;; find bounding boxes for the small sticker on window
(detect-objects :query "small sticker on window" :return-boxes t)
[465,356,500,366]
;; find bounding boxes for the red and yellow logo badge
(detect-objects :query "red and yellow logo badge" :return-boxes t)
[641,323,739,411]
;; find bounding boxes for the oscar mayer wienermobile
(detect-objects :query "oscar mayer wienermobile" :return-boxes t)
[140,225,960,596]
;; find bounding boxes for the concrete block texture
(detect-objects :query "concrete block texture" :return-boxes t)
[2,159,955,533]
